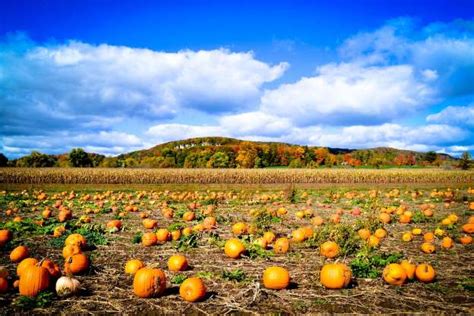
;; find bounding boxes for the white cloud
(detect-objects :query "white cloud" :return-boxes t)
[1,36,288,137]
[427,105,474,127]
[260,63,435,126]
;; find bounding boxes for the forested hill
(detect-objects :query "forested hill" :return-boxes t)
[4,136,462,168]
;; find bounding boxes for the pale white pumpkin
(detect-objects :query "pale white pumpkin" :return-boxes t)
[55,276,81,297]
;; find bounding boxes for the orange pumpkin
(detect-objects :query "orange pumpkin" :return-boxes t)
[291,228,307,243]
[379,213,391,224]
[262,266,290,290]
[179,277,206,302]
[402,232,413,242]
[368,235,380,248]
[441,236,454,249]
[171,230,182,241]
[312,216,324,226]
[19,265,51,297]
[462,223,474,234]
[125,259,145,276]
[202,217,217,230]
[374,228,387,239]
[142,232,158,246]
[168,255,188,272]
[65,234,87,249]
[423,232,435,242]
[400,260,416,280]
[320,263,352,289]
[415,264,436,283]
[133,268,167,298]
[263,231,276,244]
[459,235,472,245]
[58,209,72,222]
[42,209,52,219]
[10,245,29,263]
[106,220,122,231]
[0,229,12,247]
[64,253,90,275]
[183,211,196,221]
[320,241,340,258]
[358,229,371,240]
[383,263,407,286]
[142,219,158,229]
[62,244,82,259]
[156,229,171,243]
[420,242,436,254]
[224,238,246,259]
[17,258,39,276]
[41,259,61,279]
[232,222,248,235]
[273,237,290,254]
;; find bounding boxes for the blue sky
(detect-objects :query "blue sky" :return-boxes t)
[1,0,473,158]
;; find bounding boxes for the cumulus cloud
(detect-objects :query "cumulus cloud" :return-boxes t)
[1,131,145,157]
[260,63,435,126]
[426,104,474,127]
[0,34,288,137]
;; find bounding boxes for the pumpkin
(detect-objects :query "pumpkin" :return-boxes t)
[62,244,82,259]
[133,268,167,298]
[142,232,158,246]
[125,259,145,275]
[65,234,87,249]
[368,235,380,247]
[0,229,12,247]
[253,237,268,249]
[374,228,387,239]
[0,266,8,278]
[399,214,411,224]
[179,277,206,302]
[459,235,472,245]
[320,241,340,258]
[263,231,276,244]
[312,216,324,226]
[156,229,171,243]
[171,230,181,241]
[64,253,90,275]
[291,228,307,243]
[19,265,51,297]
[415,264,436,283]
[142,219,158,229]
[412,228,422,235]
[182,227,193,236]
[41,259,62,279]
[441,236,454,249]
[400,260,416,280]
[423,232,435,242]
[58,209,72,222]
[402,232,413,242]
[383,263,407,286]
[10,245,29,263]
[0,277,7,294]
[262,266,290,290]
[202,217,217,230]
[358,229,371,240]
[320,263,352,289]
[182,211,196,221]
[273,237,290,254]
[168,255,188,272]
[420,242,436,254]
[224,238,246,259]
[106,220,122,231]
[379,213,391,224]
[56,276,81,297]
[53,226,66,237]
[232,222,248,235]
[462,223,474,234]
[17,258,39,276]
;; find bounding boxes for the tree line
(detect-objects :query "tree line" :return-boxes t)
[1,138,471,169]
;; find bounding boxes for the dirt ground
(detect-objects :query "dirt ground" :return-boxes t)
[0,185,473,315]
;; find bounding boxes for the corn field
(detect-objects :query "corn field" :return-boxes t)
[1,168,473,184]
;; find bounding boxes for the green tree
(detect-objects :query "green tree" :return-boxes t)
[207,152,230,168]
[17,151,57,167]
[424,151,437,164]
[0,153,8,167]
[458,151,472,170]
[69,148,92,167]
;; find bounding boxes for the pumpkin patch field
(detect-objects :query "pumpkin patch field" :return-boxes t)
[0,184,473,314]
